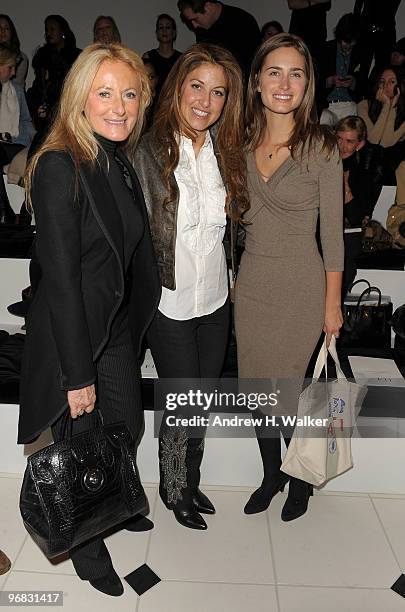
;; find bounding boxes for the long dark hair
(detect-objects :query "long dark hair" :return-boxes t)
[44,15,77,50]
[0,14,21,55]
[151,43,249,220]
[368,65,405,131]
[245,33,336,159]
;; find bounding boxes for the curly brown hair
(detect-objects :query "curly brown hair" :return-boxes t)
[151,43,249,220]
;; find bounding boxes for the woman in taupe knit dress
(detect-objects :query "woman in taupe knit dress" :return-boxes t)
[235,34,344,521]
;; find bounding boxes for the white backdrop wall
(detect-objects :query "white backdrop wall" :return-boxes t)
[3,0,405,85]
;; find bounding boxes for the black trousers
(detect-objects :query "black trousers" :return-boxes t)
[358,27,397,85]
[147,301,229,509]
[289,5,328,66]
[52,320,143,581]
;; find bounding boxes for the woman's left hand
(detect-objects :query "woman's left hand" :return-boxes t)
[392,90,400,108]
[323,305,343,348]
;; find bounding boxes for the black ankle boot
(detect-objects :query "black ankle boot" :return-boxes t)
[281,479,313,522]
[173,506,207,530]
[244,472,290,515]
[89,568,124,596]
[124,514,154,532]
[192,489,215,514]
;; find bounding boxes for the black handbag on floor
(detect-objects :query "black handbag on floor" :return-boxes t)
[19,410,147,558]
[341,282,393,350]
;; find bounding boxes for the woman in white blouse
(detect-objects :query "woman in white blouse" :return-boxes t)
[133,44,248,530]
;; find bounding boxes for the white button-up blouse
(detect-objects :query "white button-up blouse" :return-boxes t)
[158,132,228,320]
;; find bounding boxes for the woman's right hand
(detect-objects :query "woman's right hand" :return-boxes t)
[376,86,390,105]
[67,384,96,419]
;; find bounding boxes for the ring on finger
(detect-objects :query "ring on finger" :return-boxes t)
[77,409,84,417]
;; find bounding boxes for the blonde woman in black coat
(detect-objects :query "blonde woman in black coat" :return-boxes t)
[18,43,161,597]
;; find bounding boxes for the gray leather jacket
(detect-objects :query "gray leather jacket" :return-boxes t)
[133,130,239,290]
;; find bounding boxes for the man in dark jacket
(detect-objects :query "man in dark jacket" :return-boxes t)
[336,115,384,293]
[319,13,364,125]
[177,0,260,79]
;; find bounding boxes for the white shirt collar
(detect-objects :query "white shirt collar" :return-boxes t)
[178,130,212,154]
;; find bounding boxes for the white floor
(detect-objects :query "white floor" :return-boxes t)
[1,475,405,611]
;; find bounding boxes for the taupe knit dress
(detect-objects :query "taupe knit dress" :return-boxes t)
[234,143,344,411]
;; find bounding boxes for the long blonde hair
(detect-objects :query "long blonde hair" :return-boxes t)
[26,43,151,207]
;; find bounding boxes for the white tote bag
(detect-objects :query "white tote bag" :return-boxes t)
[281,337,367,487]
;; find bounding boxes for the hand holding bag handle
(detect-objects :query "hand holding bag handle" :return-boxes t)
[20,407,147,558]
[313,335,345,381]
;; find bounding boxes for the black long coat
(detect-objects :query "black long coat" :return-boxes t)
[18,148,161,443]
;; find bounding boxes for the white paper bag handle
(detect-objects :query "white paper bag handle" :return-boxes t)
[313,336,346,381]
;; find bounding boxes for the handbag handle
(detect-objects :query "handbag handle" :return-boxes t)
[356,286,382,309]
[61,407,104,440]
[313,336,346,381]
[348,279,371,293]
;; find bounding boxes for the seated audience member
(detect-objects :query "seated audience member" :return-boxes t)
[357,65,405,185]
[261,20,283,42]
[358,66,405,146]
[177,0,260,79]
[93,15,121,44]
[27,15,81,138]
[143,14,181,94]
[142,59,158,130]
[336,115,384,293]
[320,13,363,126]
[0,45,35,224]
[0,15,28,87]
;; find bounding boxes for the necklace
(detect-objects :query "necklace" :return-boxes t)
[265,143,291,160]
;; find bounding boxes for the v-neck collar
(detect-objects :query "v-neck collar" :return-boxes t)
[247,150,295,201]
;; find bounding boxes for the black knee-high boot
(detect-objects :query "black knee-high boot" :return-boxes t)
[158,427,205,509]
[158,423,208,530]
[244,423,290,515]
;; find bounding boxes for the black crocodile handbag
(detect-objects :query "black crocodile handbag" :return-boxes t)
[19,411,147,558]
